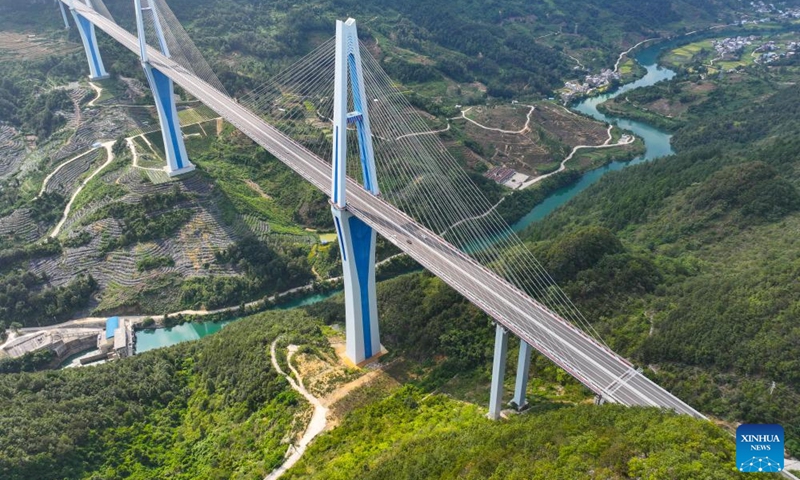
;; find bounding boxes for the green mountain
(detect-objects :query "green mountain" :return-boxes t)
[523,56,800,456]
[2,0,800,478]
[0,274,746,480]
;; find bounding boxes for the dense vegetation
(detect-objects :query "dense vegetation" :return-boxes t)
[1,271,747,479]
[0,239,61,273]
[179,237,314,309]
[0,57,83,138]
[0,272,97,329]
[193,128,330,232]
[524,59,800,454]
[0,309,325,480]
[286,388,743,479]
[89,186,195,253]
[135,254,174,272]
[0,349,54,374]
[2,0,748,107]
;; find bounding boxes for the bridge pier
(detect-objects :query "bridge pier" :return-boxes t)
[69,0,109,80]
[488,324,509,420]
[134,0,195,177]
[330,18,383,366]
[511,340,533,410]
[331,208,381,364]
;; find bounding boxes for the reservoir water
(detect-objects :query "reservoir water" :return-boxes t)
[137,41,679,353]
[512,41,677,231]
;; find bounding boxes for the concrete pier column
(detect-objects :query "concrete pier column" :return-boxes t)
[511,340,533,410]
[134,0,195,177]
[488,324,509,420]
[331,206,381,365]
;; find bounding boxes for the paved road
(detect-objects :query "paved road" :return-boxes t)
[68,1,703,417]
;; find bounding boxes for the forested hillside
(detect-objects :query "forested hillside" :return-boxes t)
[0,309,325,480]
[3,0,800,477]
[3,0,749,103]
[287,393,742,479]
[523,61,800,456]
[0,274,747,480]
[141,0,746,99]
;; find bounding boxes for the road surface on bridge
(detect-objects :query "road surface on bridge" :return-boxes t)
[66,0,703,417]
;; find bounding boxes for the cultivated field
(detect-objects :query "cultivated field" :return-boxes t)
[457,103,609,175]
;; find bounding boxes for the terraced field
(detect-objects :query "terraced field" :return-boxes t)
[43,149,104,197]
[0,209,45,244]
[0,124,27,179]
[0,31,79,60]
[30,165,240,295]
[4,74,317,315]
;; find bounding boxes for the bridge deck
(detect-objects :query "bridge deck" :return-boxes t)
[67,0,702,417]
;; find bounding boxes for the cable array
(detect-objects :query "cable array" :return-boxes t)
[238,37,611,363]
[135,0,228,95]
[83,0,115,23]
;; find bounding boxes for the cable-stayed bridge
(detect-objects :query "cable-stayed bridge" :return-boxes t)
[58,0,706,421]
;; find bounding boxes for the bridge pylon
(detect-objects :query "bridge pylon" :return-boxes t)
[68,0,109,80]
[331,18,383,366]
[134,0,195,177]
[58,1,71,29]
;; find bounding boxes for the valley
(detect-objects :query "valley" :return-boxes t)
[1,0,800,478]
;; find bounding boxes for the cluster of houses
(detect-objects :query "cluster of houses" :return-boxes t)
[712,36,756,56]
[755,40,799,63]
[484,166,530,189]
[709,35,799,66]
[749,1,800,19]
[562,69,621,101]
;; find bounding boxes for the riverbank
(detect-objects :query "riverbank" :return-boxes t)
[134,253,419,354]
[510,40,678,233]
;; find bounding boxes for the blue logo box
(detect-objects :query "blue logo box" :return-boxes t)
[736,424,784,473]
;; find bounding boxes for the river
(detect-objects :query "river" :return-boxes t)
[137,41,679,353]
[135,291,340,353]
[512,41,677,231]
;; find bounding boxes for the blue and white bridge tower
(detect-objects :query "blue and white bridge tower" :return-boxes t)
[58,1,71,30]
[134,0,195,177]
[331,18,383,366]
[68,0,109,80]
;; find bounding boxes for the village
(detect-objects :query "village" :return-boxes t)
[561,69,621,101]
[753,39,799,63]
[749,1,800,20]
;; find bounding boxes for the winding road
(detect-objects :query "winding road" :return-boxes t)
[50,141,115,238]
[519,125,634,189]
[265,339,385,479]
[266,341,328,480]
[455,105,536,134]
[38,148,98,197]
